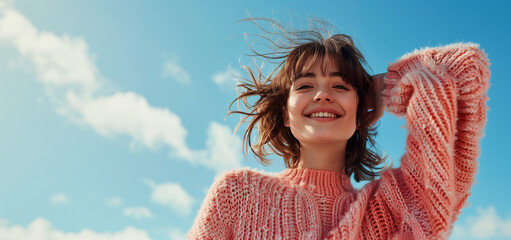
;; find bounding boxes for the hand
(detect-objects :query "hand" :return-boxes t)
[368,73,387,126]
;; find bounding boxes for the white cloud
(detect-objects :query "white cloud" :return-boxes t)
[123,207,154,220]
[0,219,9,227]
[106,197,123,207]
[0,5,242,174]
[144,179,194,215]
[201,122,242,173]
[212,66,240,88]
[50,193,69,204]
[452,206,511,239]
[66,91,193,159]
[162,59,191,84]
[169,228,187,240]
[0,0,12,11]
[0,218,152,240]
[0,8,100,94]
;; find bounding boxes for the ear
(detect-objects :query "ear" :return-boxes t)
[283,107,290,127]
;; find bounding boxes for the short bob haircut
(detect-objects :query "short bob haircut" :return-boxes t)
[230,18,385,182]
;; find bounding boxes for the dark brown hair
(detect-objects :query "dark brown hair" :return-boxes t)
[229,18,385,182]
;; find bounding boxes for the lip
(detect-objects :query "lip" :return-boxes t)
[304,107,343,118]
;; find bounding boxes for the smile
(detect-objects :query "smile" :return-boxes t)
[307,112,340,118]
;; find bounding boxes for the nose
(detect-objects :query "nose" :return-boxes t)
[313,89,333,102]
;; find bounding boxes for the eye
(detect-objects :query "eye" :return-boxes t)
[296,84,312,90]
[333,84,349,90]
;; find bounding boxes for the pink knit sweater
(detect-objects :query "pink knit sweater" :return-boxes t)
[189,43,490,239]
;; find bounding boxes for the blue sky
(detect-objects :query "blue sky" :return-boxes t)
[0,0,510,239]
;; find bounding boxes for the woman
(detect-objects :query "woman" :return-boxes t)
[188,19,490,239]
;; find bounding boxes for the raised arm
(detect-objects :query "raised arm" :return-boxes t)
[331,43,490,239]
[385,43,489,237]
[387,42,489,212]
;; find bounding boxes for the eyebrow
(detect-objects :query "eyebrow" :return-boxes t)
[295,71,343,79]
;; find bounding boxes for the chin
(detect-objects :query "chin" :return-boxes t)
[301,134,351,145]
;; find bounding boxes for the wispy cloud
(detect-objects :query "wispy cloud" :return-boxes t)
[0,218,152,240]
[0,219,9,227]
[66,91,193,159]
[0,7,100,94]
[0,0,13,10]
[452,206,511,239]
[201,122,242,173]
[144,179,194,215]
[50,193,69,204]
[0,5,242,174]
[169,227,187,240]
[162,59,191,84]
[106,197,123,207]
[212,66,240,89]
[123,207,154,220]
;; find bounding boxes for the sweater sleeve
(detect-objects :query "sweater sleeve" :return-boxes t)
[361,43,490,239]
[188,173,237,240]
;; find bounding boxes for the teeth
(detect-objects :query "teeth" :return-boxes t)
[310,112,337,118]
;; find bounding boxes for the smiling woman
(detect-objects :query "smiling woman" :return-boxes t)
[284,58,360,172]
[230,25,386,182]
[194,18,489,239]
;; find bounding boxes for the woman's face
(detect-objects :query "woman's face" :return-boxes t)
[284,58,358,146]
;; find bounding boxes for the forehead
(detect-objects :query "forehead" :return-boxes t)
[295,56,341,77]
[310,57,340,72]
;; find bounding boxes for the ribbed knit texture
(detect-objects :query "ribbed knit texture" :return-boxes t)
[188,43,490,240]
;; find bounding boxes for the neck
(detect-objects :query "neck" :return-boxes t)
[297,141,346,172]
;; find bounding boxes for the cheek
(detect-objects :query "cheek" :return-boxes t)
[340,93,359,124]
[351,96,360,127]
[351,98,359,117]
[285,96,299,125]
[285,105,299,127]
[283,108,290,127]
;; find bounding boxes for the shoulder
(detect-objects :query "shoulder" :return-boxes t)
[213,168,294,197]
[216,168,286,187]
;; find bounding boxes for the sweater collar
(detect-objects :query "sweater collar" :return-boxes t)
[280,168,353,196]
